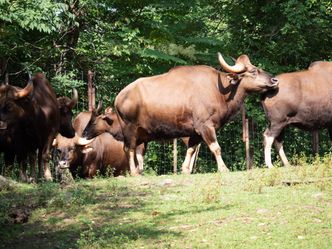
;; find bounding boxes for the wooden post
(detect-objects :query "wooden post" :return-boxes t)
[173,139,177,174]
[242,108,252,170]
[87,70,95,111]
[311,130,319,155]
[5,72,8,85]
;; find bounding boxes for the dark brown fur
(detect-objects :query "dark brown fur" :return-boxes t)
[0,73,74,181]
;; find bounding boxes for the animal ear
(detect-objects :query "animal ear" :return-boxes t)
[227,73,240,85]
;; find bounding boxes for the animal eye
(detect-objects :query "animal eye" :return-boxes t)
[249,69,258,74]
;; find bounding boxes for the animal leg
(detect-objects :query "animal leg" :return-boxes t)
[29,153,37,182]
[328,127,332,146]
[3,153,14,177]
[263,130,275,168]
[274,133,290,167]
[182,146,199,174]
[40,137,53,181]
[200,126,229,172]
[189,143,201,173]
[128,149,140,176]
[122,125,140,176]
[263,124,285,168]
[18,159,28,182]
[37,150,43,180]
[136,145,145,174]
[181,136,201,174]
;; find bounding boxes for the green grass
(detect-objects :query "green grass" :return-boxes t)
[0,162,331,249]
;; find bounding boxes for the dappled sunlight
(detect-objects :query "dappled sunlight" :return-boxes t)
[1,165,331,248]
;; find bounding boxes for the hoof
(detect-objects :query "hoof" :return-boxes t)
[181,169,191,174]
[130,170,141,177]
[218,167,230,173]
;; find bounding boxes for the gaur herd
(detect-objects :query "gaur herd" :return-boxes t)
[0,53,331,182]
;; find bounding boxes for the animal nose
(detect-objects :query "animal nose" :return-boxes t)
[58,160,69,169]
[270,78,279,85]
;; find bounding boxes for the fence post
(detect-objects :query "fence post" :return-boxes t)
[173,139,177,174]
[242,108,252,170]
[87,70,95,111]
[311,130,319,155]
[5,72,8,85]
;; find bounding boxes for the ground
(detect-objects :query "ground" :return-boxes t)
[0,160,331,249]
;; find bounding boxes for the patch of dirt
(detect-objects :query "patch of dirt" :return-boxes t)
[8,208,30,224]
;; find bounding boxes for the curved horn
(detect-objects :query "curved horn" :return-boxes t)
[52,138,58,147]
[95,100,103,114]
[68,89,78,109]
[14,82,33,99]
[218,52,246,73]
[75,133,95,146]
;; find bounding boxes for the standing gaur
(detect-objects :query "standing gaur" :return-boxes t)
[262,61,332,167]
[0,73,76,181]
[85,53,279,175]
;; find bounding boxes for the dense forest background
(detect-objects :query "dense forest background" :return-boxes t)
[0,0,331,174]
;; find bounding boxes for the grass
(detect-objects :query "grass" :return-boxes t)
[0,160,331,249]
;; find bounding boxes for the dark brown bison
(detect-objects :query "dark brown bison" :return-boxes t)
[85,53,278,175]
[0,73,75,181]
[57,89,78,138]
[262,61,332,168]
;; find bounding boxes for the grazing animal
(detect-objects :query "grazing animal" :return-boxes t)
[83,106,147,172]
[85,53,278,175]
[0,73,75,181]
[83,108,199,174]
[261,61,332,168]
[54,111,130,178]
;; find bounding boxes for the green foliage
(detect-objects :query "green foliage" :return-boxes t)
[0,0,331,174]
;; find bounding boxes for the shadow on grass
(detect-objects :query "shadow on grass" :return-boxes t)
[0,181,181,249]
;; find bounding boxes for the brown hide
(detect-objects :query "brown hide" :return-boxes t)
[54,132,129,178]
[114,55,277,175]
[0,73,61,181]
[261,61,332,167]
[73,111,92,136]
[57,89,77,138]
[83,106,124,141]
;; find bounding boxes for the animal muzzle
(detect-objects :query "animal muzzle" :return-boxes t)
[0,121,7,129]
[267,77,279,88]
[58,160,70,169]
